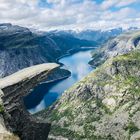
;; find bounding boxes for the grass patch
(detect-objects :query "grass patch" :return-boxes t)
[125,121,139,134]
[0,104,4,113]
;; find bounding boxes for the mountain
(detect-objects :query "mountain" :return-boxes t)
[36,30,140,140]
[0,23,96,77]
[65,27,139,44]
[71,28,123,43]
[89,30,140,67]
[48,28,124,44]
[0,24,137,78]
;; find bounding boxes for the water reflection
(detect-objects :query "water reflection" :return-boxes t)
[25,50,94,114]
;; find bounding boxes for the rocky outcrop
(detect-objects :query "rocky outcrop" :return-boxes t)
[0,63,60,140]
[89,30,140,67]
[36,50,140,139]
[0,102,20,140]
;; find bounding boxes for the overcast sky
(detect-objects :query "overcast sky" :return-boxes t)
[0,0,140,31]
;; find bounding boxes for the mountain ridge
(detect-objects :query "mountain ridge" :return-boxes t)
[89,30,140,67]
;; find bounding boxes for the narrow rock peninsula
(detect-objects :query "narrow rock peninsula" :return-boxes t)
[0,63,60,140]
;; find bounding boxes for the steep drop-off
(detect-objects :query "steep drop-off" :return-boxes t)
[0,63,60,140]
[89,30,140,67]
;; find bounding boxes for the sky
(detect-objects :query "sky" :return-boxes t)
[0,0,140,31]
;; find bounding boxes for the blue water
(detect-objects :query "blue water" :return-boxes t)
[24,50,94,114]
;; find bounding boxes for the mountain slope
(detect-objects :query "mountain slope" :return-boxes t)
[0,23,96,77]
[89,30,140,67]
[36,31,140,140]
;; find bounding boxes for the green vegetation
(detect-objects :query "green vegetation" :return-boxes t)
[96,98,111,114]
[114,50,140,61]
[0,104,4,113]
[125,122,139,134]
[38,50,140,139]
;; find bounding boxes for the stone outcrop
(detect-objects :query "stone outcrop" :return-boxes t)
[89,30,140,67]
[0,63,60,140]
[0,107,20,140]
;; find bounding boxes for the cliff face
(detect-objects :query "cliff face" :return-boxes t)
[89,30,140,67]
[0,92,19,140]
[0,63,60,140]
[36,32,140,140]
[0,23,96,78]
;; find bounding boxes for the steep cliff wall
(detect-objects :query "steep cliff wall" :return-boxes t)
[0,63,60,140]
[0,90,20,140]
[89,30,140,67]
[36,31,140,140]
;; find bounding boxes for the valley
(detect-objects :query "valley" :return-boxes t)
[24,49,95,114]
[0,23,139,140]
[36,30,140,140]
[0,0,140,140]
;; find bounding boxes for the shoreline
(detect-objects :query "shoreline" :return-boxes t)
[46,47,96,84]
[55,47,96,66]
[40,72,71,85]
[25,47,96,113]
[40,47,96,86]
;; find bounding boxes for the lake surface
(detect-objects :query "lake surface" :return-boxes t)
[24,49,94,114]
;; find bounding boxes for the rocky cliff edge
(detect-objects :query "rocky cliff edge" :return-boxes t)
[0,63,59,140]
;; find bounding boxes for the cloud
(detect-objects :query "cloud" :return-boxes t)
[0,0,139,31]
[101,0,118,10]
[116,0,138,7]
[101,7,137,20]
[101,0,138,9]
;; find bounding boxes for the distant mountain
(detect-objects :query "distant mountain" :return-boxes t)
[0,23,96,77]
[41,28,124,51]
[53,27,139,44]
[72,28,123,43]
[128,27,139,31]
